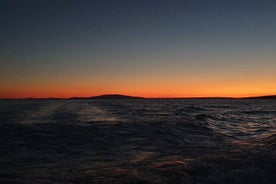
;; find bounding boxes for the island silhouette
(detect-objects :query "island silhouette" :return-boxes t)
[1,94,276,100]
[70,94,144,100]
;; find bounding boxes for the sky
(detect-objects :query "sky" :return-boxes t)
[1,0,276,98]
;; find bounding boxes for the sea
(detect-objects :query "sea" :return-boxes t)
[0,99,275,184]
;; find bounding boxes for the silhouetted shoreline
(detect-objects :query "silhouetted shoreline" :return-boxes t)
[1,94,276,100]
[241,95,276,99]
[71,94,145,100]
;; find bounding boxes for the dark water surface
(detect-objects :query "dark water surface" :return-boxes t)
[0,99,275,184]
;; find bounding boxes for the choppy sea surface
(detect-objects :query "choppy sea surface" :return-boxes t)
[0,99,275,184]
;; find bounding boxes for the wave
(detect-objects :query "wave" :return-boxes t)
[0,99,275,183]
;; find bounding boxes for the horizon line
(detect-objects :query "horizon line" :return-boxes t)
[1,94,276,100]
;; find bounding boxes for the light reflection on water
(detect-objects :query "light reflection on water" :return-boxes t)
[75,104,124,123]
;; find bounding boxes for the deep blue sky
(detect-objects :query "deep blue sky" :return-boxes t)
[1,0,276,97]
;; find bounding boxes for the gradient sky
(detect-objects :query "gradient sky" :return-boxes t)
[1,0,276,98]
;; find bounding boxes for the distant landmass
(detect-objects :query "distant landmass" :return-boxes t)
[70,94,144,100]
[1,94,276,100]
[242,95,276,99]
[90,94,144,99]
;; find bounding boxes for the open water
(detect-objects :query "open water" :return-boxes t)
[0,99,275,183]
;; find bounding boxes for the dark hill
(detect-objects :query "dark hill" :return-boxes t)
[243,95,276,99]
[89,94,144,99]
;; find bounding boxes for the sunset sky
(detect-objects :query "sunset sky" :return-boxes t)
[1,0,276,98]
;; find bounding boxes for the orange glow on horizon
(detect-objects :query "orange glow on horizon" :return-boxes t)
[1,69,276,99]
[1,82,275,99]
